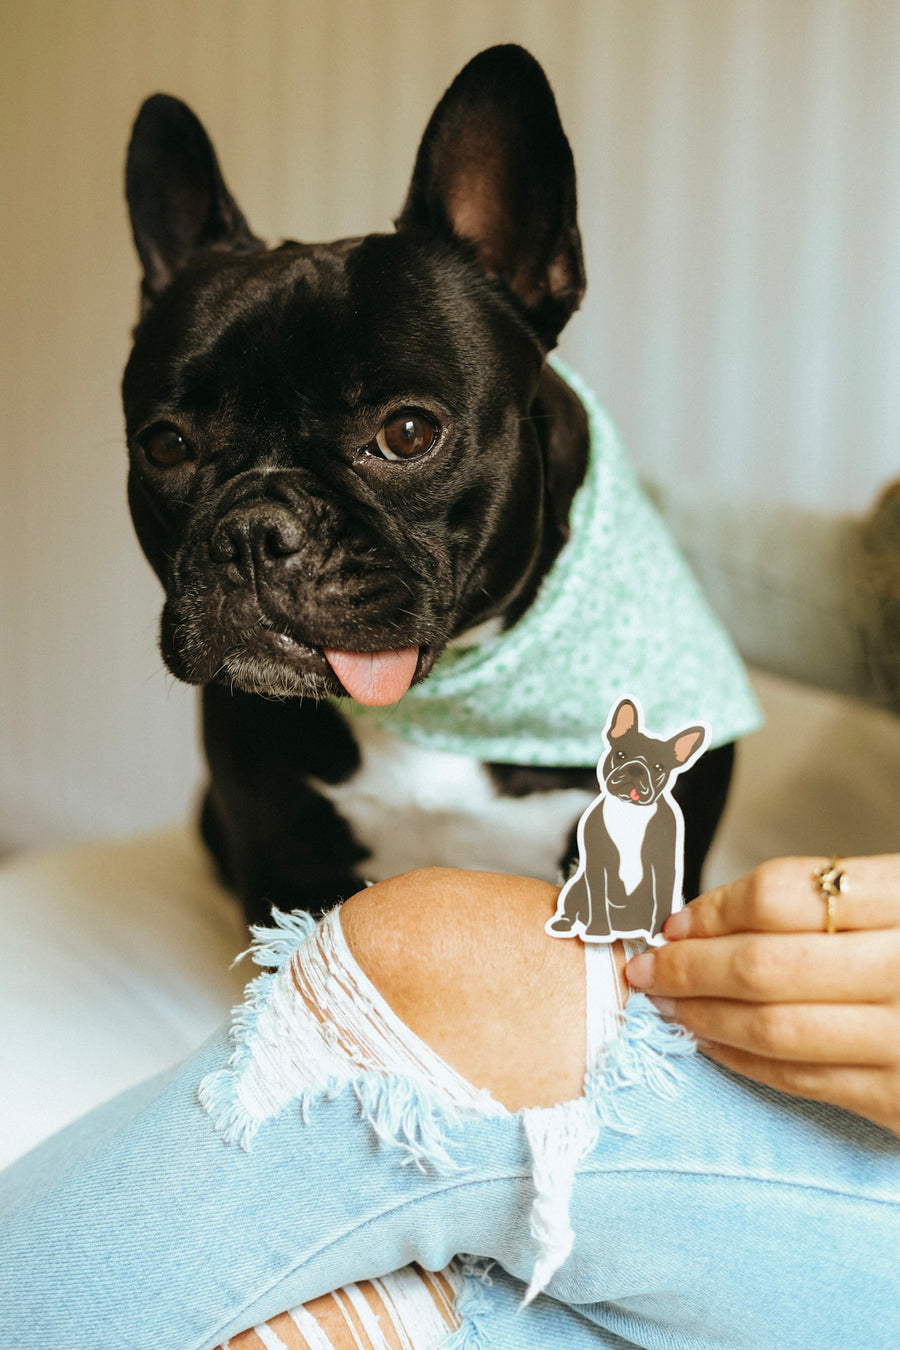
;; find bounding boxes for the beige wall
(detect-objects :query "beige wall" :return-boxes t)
[3,0,900,850]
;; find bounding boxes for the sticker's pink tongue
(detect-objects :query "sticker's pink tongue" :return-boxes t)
[324,647,419,707]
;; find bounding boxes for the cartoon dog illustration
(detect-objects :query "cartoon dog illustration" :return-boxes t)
[546,698,708,945]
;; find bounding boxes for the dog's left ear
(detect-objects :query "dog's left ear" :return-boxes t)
[396,45,585,348]
[671,726,708,768]
[126,94,264,314]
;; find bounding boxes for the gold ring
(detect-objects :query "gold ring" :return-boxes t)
[811,856,848,934]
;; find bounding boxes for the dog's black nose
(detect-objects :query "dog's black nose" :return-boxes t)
[210,502,304,573]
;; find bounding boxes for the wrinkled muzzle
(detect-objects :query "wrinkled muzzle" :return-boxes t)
[158,471,442,700]
[607,760,654,805]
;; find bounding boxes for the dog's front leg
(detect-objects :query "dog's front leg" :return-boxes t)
[201,685,370,926]
[599,865,631,939]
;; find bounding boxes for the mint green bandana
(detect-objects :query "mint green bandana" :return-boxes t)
[340,359,762,765]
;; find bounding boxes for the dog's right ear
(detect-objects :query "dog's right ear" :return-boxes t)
[396,45,585,349]
[125,95,264,314]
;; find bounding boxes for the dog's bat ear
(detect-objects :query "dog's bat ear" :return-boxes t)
[608,699,639,739]
[671,725,708,767]
[125,95,264,314]
[396,45,585,348]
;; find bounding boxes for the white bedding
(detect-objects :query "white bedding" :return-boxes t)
[2,669,899,1168]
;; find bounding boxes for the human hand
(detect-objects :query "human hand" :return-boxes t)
[625,855,900,1136]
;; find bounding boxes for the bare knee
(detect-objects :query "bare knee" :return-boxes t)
[341,868,590,1110]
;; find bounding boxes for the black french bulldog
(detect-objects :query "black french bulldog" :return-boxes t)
[123,45,734,926]
[547,699,707,945]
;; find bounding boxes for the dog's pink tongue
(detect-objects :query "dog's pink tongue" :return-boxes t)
[324,647,419,706]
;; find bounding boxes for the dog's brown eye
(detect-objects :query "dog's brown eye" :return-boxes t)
[374,411,438,462]
[140,424,194,467]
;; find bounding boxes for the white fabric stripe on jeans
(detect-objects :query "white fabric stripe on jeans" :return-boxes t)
[254,1321,291,1350]
[332,1288,370,1350]
[520,939,622,1305]
[275,1267,460,1350]
[286,1303,340,1350]
[584,941,623,1070]
[520,1094,599,1305]
[371,1266,460,1348]
[419,1265,461,1326]
[340,1283,393,1350]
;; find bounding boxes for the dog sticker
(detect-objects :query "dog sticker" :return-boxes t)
[546,698,709,945]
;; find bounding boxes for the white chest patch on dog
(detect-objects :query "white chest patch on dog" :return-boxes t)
[313,720,593,883]
[601,796,656,894]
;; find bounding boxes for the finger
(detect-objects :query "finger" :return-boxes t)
[695,1044,900,1135]
[628,928,900,1004]
[660,998,897,1066]
[664,855,900,940]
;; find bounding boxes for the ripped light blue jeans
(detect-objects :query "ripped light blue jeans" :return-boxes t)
[0,904,898,1350]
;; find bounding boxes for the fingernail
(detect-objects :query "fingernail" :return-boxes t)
[625,952,655,989]
[648,996,677,1018]
[663,910,692,939]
